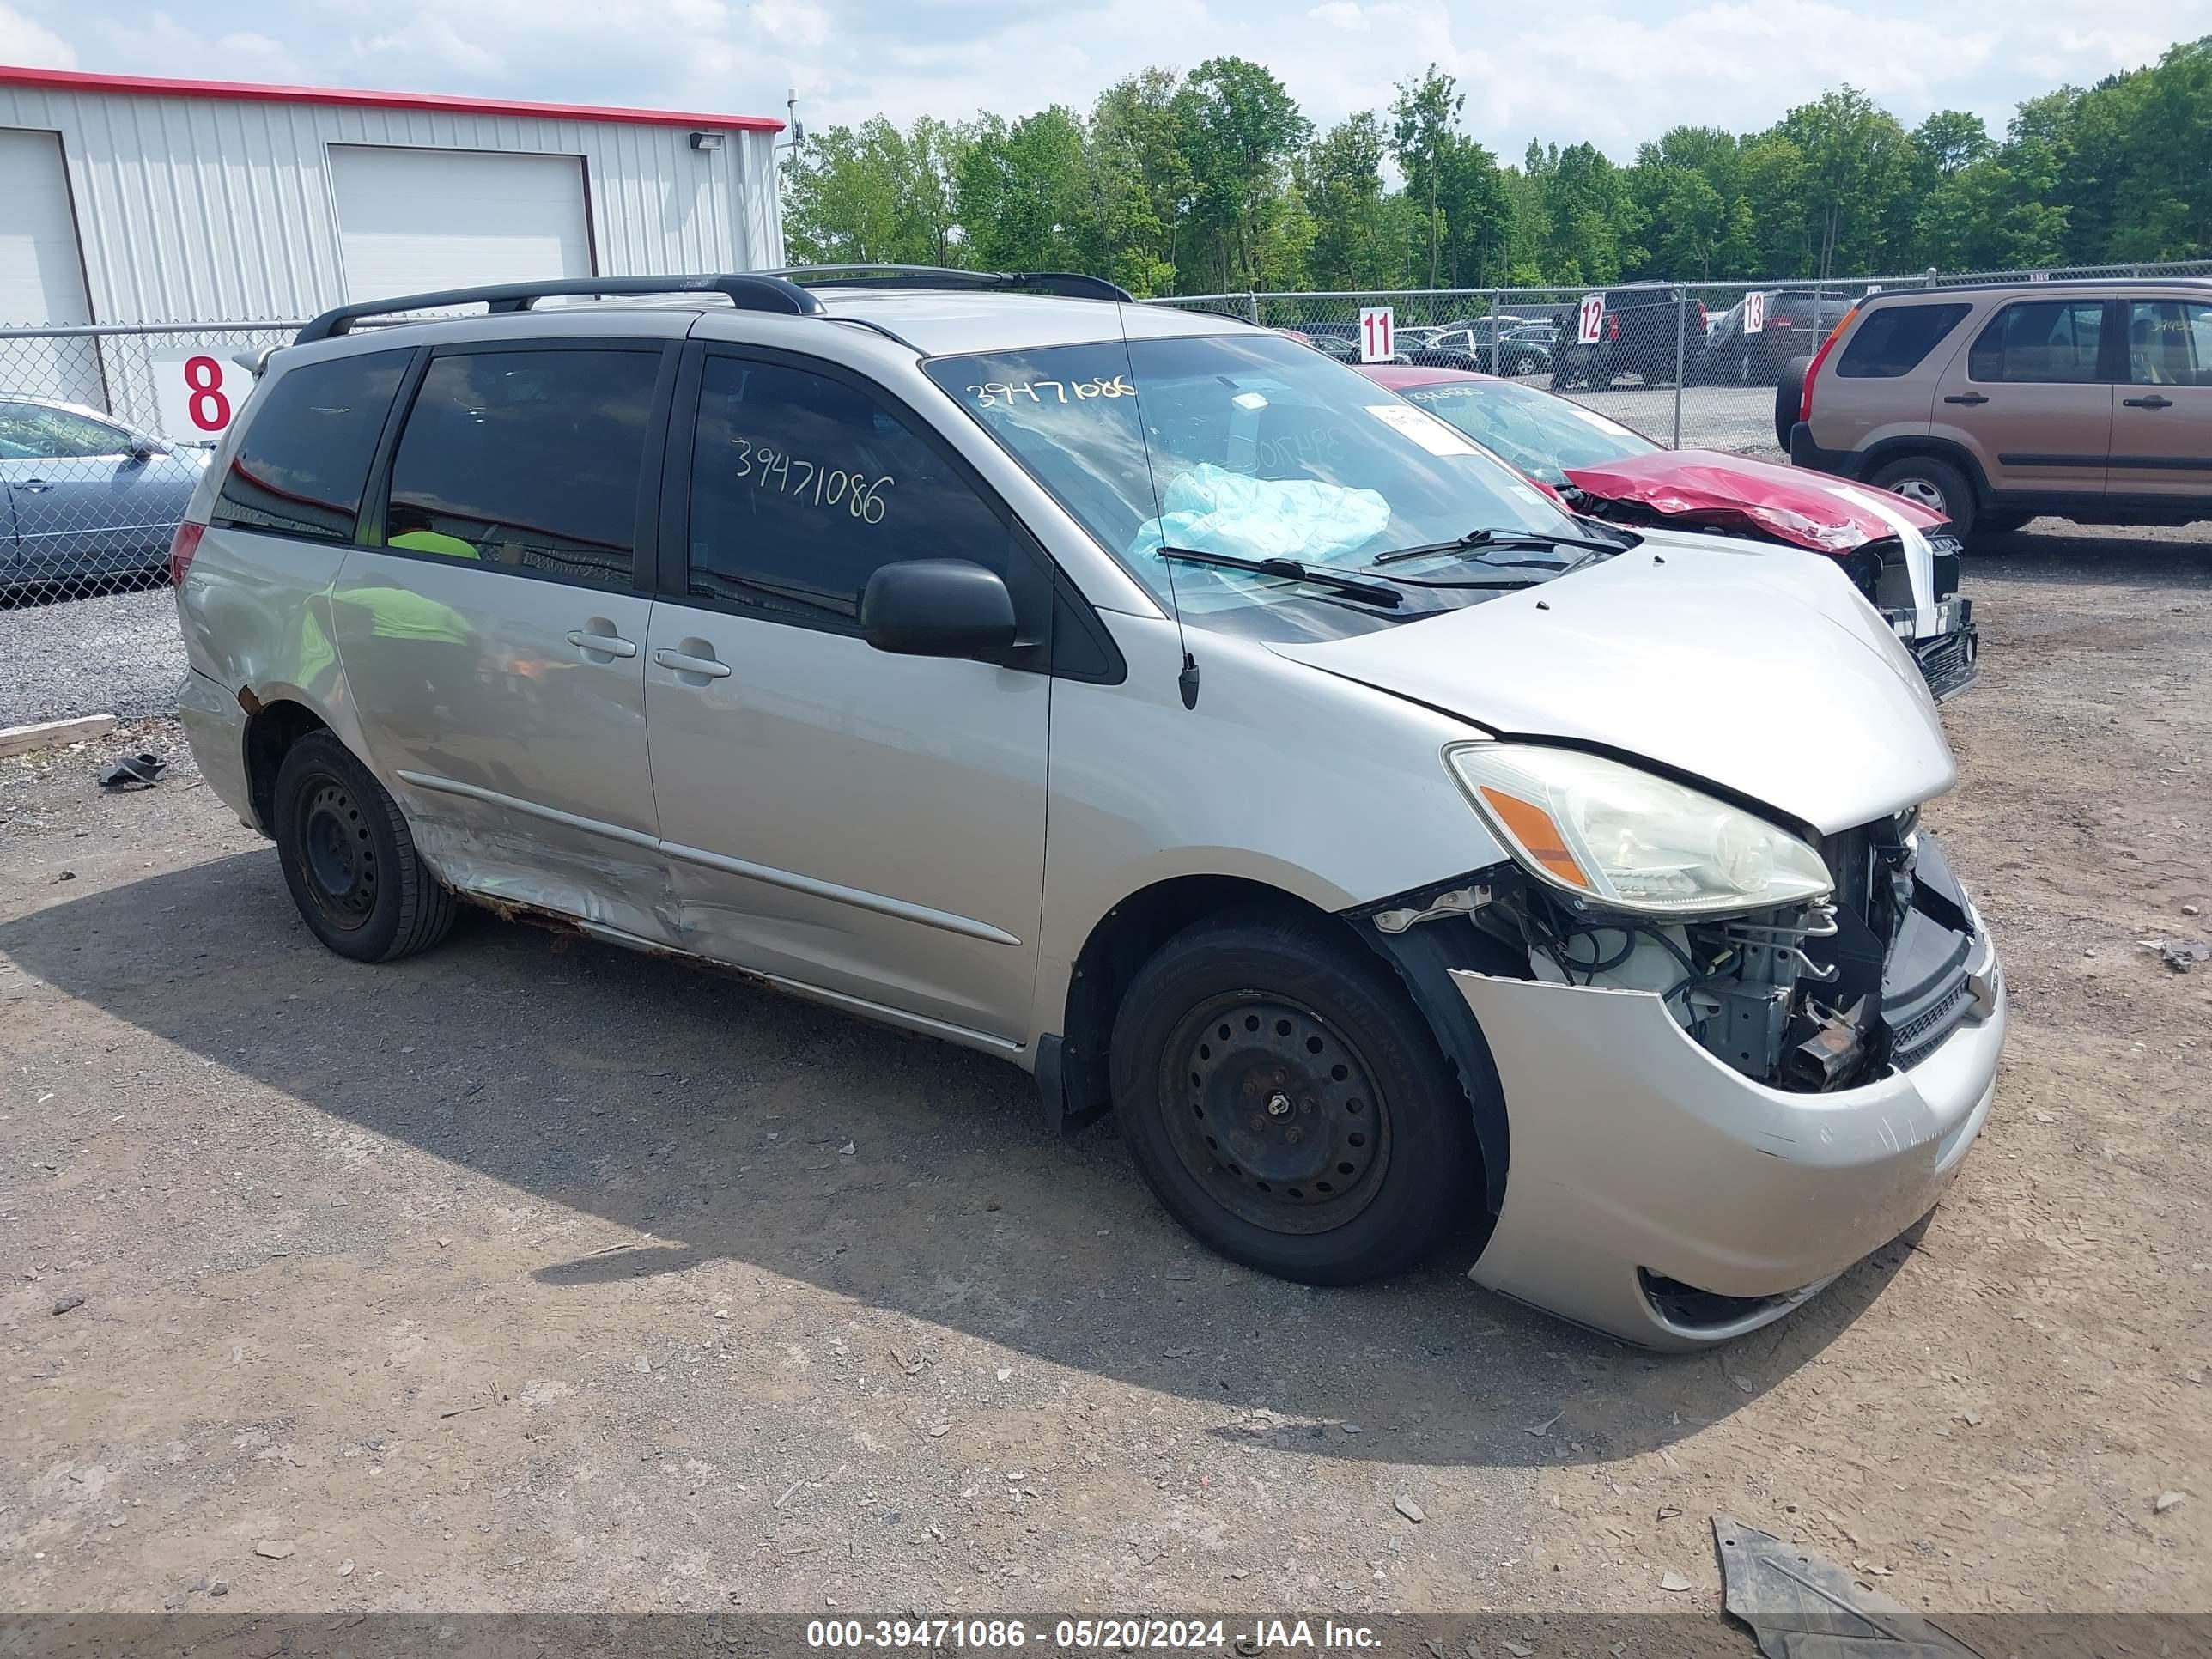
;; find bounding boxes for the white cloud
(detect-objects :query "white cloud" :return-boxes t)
[0,2,76,66]
[352,12,505,80]
[1310,2,1371,29]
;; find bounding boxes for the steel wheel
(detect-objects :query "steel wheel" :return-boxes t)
[1159,993,1392,1236]
[293,775,380,933]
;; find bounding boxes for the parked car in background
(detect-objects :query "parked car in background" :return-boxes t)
[173,268,2003,1350]
[1786,278,2212,542]
[1550,284,1705,390]
[1697,292,1855,385]
[0,397,208,595]
[1363,364,1979,699]
[1405,323,1552,379]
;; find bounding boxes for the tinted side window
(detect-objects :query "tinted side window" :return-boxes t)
[1836,303,1972,378]
[384,349,661,591]
[212,350,408,542]
[686,356,1007,626]
[1967,301,2106,384]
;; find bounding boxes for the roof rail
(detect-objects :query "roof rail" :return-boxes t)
[295,274,823,343]
[767,264,1137,304]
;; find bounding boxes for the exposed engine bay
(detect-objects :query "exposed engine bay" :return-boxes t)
[1366,809,1987,1094]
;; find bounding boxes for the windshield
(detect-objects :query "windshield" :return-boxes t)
[1395,379,1659,484]
[925,332,1589,641]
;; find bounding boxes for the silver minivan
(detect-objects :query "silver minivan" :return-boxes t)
[172,270,2006,1349]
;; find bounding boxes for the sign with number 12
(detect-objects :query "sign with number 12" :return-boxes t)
[1358,307,1395,362]
[1576,293,1607,346]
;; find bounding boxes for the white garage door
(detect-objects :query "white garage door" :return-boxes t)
[331,146,592,301]
[0,127,101,407]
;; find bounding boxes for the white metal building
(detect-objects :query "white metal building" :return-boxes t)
[0,66,788,332]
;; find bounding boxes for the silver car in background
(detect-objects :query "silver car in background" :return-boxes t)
[1,397,208,593]
[170,270,2005,1349]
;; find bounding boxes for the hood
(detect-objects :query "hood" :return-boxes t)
[1267,535,1955,835]
[1564,448,1946,554]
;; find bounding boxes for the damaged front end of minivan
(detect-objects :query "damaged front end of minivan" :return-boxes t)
[1352,742,2004,1349]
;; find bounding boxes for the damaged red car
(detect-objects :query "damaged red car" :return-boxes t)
[1358,365,1978,700]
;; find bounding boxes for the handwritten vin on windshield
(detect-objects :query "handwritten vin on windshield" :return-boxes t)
[966,376,1135,409]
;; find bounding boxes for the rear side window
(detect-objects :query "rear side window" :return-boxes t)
[212,350,407,542]
[1967,300,2106,384]
[1835,303,1971,378]
[0,403,128,459]
[382,348,662,591]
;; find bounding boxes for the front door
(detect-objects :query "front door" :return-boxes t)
[331,341,678,945]
[644,346,1052,1048]
[2112,295,2212,501]
[1936,297,2112,500]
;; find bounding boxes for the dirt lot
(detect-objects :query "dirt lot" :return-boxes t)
[2,524,2206,1624]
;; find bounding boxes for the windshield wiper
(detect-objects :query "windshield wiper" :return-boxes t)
[1370,525,1628,568]
[1156,544,1402,607]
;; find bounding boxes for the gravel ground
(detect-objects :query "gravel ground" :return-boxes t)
[0,580,183,729]
[1,522,2206,1623]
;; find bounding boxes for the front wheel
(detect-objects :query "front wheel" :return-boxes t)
[1109,915,1480,1285]
[274,731,456,963]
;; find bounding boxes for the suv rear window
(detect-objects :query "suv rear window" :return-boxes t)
[1967,300,2106,384]
[212,349,408,543]
[1836,303,1971,378]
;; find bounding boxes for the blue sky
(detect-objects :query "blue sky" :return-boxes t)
[3,0,2206,157]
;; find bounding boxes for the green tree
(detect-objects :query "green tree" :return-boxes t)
[1389,64,1464,287]
[1174,57,1313,290]
[783,116,970,267]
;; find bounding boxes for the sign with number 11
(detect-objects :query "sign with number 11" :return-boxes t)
[1358,307,1395,363]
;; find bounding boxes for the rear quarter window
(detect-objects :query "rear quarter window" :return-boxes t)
[1835,303,1972,378]
[211,349,409,543]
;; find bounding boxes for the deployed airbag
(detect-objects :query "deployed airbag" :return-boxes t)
[1130,463,1390,568]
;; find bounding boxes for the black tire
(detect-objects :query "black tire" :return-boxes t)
[1774,356,1812,450]
[273,730,455,963]
[1869,453,1978,541]
[1109,914,1479,1286]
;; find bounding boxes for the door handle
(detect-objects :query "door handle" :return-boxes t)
[654,647,732,680]
[1942,392,1989,405]
[18,478,52,492]
[566,628,638,659]
[2121,394,2173,410]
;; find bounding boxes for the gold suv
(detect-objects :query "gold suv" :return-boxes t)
[1786,278,2212,542]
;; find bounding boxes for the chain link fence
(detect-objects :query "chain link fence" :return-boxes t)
[1152,258,2212,457]
[1,320,296,730]
[5,257,2210,731]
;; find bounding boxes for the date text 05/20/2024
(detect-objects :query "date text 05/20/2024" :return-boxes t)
[806,1619,1382,1650]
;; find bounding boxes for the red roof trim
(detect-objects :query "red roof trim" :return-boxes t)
[0,65,784,132]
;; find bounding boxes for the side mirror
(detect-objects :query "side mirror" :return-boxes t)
[131,440,163,462]
[860,559,1018,658]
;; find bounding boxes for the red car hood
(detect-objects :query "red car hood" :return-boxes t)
[1563,447,1947,554]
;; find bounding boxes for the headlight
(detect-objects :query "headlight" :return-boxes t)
[1446,744,1832,916]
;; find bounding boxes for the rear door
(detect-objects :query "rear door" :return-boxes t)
[331,339,678,945]
[2112,295,2212,502]
[1936,296,2112,499]
[642,343,1053,1047]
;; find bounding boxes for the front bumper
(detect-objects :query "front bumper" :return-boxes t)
[1884,596,1978,701]
[1454,925,2003,1350]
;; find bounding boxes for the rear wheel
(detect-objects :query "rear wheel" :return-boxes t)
[274,731,455,963]
[1869,454,1978,540]
[1109,915,1478,1285]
